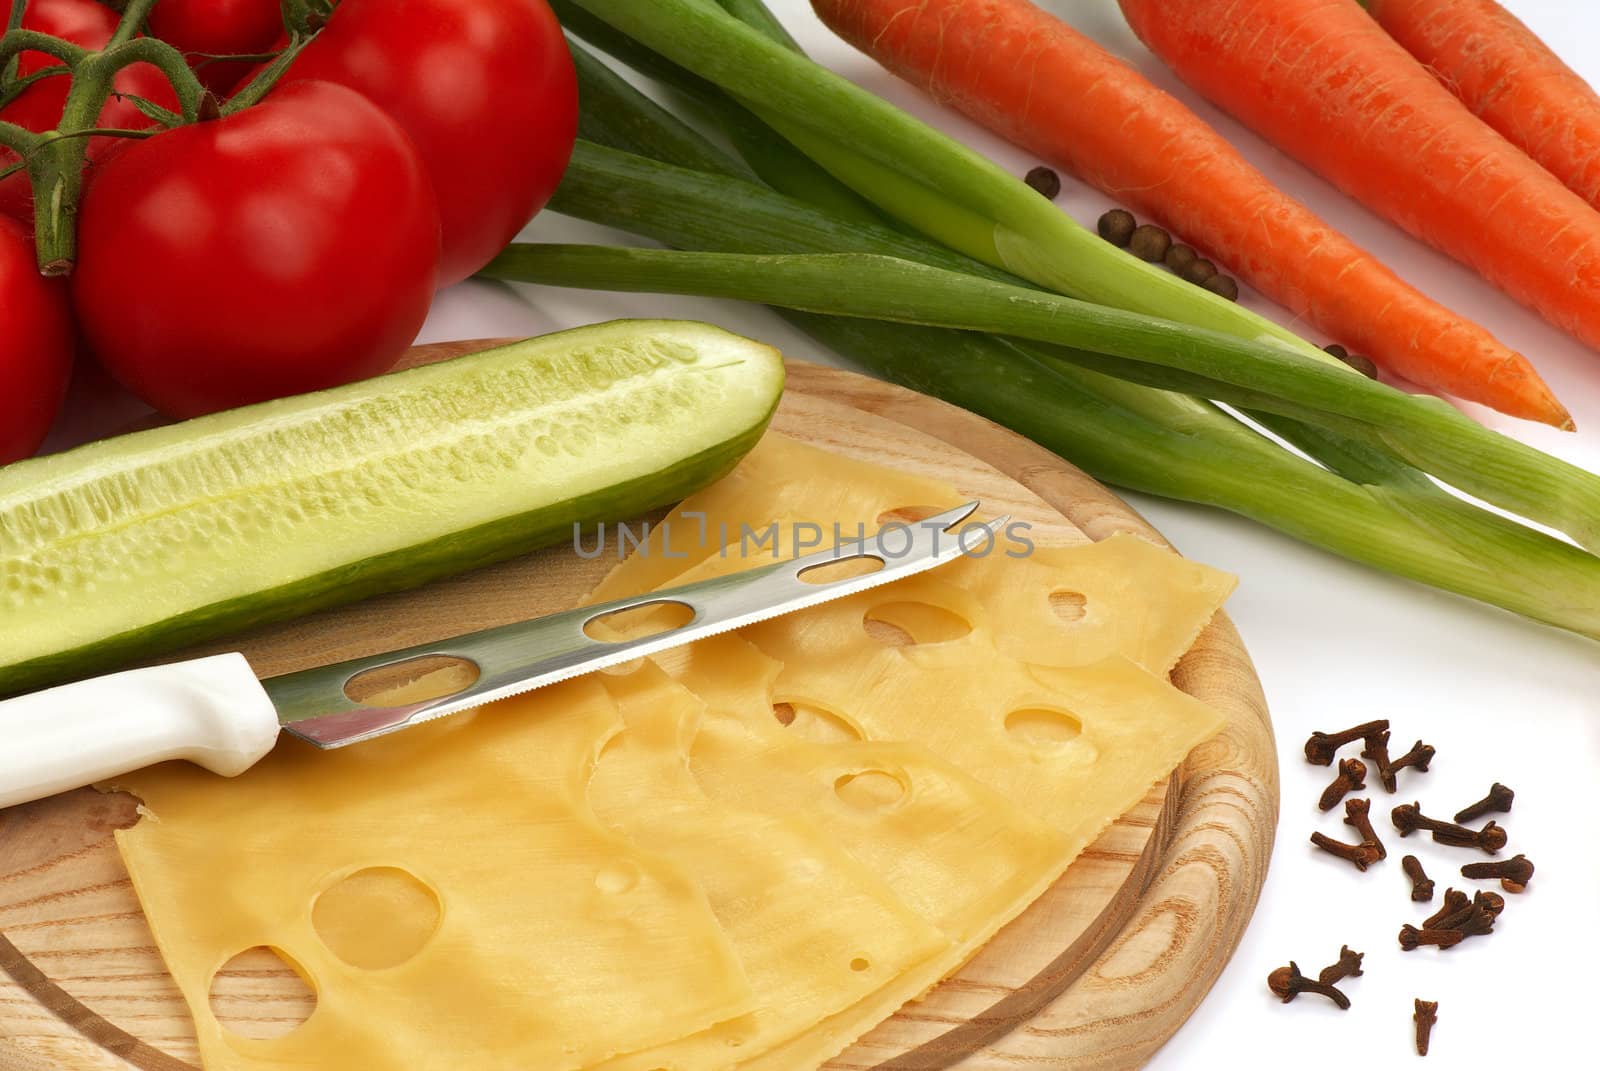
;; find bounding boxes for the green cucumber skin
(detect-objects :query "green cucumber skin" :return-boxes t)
[0,419,772,697]
[1,321,783,696]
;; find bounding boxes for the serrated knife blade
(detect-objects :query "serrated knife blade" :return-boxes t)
[268,500,997,748]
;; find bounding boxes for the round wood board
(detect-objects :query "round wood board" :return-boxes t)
[0,341,1278,1071]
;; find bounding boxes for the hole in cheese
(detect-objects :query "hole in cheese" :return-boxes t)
[312,867,441,970]
[863,601,973,647]
[833,769,907,810]
[875,505,947,526]
[771,700,862,743]
[1049,590,1088,623]
[583,599,696,641]
[595,861,641,895]
[849,957,871,972]
[210,946,315,1039]
[1004,707,1083,746]
[797,555,883,585]
[344,654,480,707]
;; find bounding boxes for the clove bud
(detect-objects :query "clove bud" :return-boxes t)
[1362,729,1396,792]
[1414,999,1438,1056]
[1267,961,1350,1008]
[1310,831,1382,871]
[1401,854,1434,901]
[1304,719,1389,765]
[1319,758,1367,811]
[1422,888,1469,929]
[1454,782,1513,824]
[1429,818,1507,855]
[1398,925,1464,951]
[1385,739,1435,787]
[1316,945,1364,987]
[1342,797,1386,859]
[1461,853,1533,892]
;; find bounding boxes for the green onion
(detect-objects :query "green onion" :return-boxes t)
[516,27,1600,638]
[565,0,1346,367]
[485,240,1600,551]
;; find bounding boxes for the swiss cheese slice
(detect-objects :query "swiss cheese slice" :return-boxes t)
[111,679,752,1071]
[594,435,1232,675]
[585,664,948,1071]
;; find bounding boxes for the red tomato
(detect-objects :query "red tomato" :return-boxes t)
[280,0,577,286]
[0,215,73,462]
[0,0,181,224]
[147,0,284,95]
[71,81,440,417]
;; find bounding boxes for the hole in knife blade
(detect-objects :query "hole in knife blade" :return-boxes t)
[797,554,884,585]
[582,599,696,642]
[343,654,481,707]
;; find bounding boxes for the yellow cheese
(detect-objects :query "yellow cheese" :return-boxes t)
[656,636,1217,1070]
[670,636,1075,944]
[111,679,753,1071]
[585,664,948,1071]
[588,433,965,602]
[939,533,1236,674]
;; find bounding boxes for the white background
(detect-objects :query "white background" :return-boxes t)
[48,1,1600,1067]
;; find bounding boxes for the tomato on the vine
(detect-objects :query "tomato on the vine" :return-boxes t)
[280,0,577,286]
[0,214,73,463]
[147,0,284,96]
[0,0,180,224]
[71,80,441,417]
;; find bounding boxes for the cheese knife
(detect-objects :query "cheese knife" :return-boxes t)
[0,501,999,809]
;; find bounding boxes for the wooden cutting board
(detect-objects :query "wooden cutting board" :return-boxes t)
[0,342,1277,1071]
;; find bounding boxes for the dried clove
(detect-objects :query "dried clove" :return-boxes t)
[1414,999,1438,1056]
[1304,719,1390,765]
[1310,831,1382,871]
[1422,888,1470,929]
[1398,925,1465,951]
[1390,802,1498,851]
[1430,818,1507,855]
[1267,961,1350,1009]
[1097,208,1136,246]
[1343,797,1386,859]
[1362,729,1395,791]
[1461,853,1533,892]
[1454,782,1514,824]
[1319,758,1367,811]
[1401,854,1434,901]
[1316,945,1364,987]
[1472,889,1506,918]
[1386,739,1435,787]
[1024,166,1061,199]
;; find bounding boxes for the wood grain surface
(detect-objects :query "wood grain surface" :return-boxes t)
[0,342,1277,1070]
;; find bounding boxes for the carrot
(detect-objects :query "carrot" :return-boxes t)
[1367,0,1600,210]
[809,0,1570,428]
[1116,0,1600,366]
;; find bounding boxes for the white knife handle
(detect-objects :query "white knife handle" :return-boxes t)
[0,653,280,810]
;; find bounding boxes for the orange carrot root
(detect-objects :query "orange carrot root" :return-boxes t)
[811,0,1570,426]
[1370,0,1600,210]
[1116,0,1600,377]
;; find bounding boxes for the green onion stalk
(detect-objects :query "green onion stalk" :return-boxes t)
[487,28,1600,637]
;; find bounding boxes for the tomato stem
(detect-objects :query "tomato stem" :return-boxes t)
[222,31,318,115]
[0,29,90,67]
[8,1,206,275]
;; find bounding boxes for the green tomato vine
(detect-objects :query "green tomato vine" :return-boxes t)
[0,0,329,275]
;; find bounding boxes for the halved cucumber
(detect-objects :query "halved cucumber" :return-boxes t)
[0,320,784,694]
